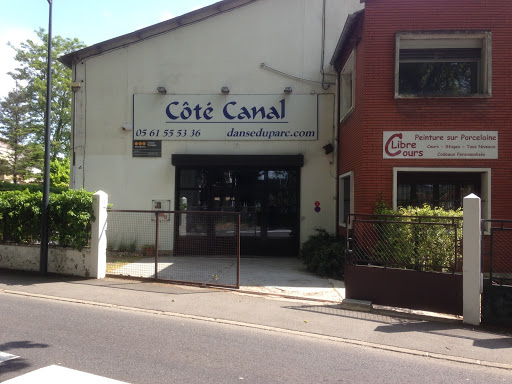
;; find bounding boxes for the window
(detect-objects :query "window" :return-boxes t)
[397,172,480,210]
[393,168,491,219]
[395,32,491,98]
[339,172,353,226]
[340,50,355,120]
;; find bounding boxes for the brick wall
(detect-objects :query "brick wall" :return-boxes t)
[339,0,512,217]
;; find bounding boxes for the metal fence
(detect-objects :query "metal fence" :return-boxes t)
[346,214,463,273]
[482,219,512,285]
[106,210,240,288]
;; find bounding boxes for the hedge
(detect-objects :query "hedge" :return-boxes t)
[0,188,94,251]
[373,203,463,271]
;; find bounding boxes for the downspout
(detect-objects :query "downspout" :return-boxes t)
[335,67,341,233]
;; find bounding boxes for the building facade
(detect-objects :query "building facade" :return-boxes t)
[331,0,512,226]
[60,0,363,256]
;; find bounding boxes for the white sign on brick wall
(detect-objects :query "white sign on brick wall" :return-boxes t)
[383,131,498,159]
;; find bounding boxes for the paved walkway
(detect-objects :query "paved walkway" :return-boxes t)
[0,268,511,373]
[110,257,345,302]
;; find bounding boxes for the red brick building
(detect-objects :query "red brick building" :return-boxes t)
[331,0,512,227]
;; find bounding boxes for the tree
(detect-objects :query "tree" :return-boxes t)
[7,28,86,160]
[50,157,70,188]
[0,84,40,183]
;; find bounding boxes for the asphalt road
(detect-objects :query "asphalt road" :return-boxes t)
[1,294,511,383]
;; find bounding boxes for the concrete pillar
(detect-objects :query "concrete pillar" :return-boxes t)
[463,193,482,325]
[90,190,108,279]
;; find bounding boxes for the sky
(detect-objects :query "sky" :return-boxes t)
[0,0,219,99]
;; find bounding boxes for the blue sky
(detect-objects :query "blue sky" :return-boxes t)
[0,0,218,98]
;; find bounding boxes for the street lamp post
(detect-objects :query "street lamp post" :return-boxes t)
[40,0,52,274]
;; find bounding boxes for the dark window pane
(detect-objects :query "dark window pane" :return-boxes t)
[397,172,481,209]
[399,62,478,96]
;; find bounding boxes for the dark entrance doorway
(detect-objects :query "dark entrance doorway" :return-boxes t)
[172,155,303,256]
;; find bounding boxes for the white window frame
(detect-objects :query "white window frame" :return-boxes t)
[339,171,354,227]
[392,167,491,221]
[340,50,356,121]
[395,31,492,98]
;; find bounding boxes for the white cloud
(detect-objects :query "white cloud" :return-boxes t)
[0,28,36,99]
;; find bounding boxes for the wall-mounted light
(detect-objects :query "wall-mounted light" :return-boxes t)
[284,87,292,94]
[70,81,81,92]
[323,143,334,155]
[221,86,230,94]
[157,86,167,95]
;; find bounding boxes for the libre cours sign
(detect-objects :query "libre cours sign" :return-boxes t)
[133,94,318,141]
[383,131,498,159]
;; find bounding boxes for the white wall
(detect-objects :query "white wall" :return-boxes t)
[70,0,363,245]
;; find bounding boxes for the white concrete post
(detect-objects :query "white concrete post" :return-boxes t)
[463,193,482,325]
[90,190,108,279]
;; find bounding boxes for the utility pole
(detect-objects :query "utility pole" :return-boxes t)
[40,0,52,274]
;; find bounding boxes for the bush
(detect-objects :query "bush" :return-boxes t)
[0,188,94,251]
[0,181,68,194]
[49,190,95,250]
[300,228,345,280]
[373,203,463,271]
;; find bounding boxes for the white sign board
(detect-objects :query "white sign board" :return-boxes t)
[383,131,498,159]
[133,94,318,141]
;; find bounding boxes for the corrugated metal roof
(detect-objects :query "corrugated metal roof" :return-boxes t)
[59,0,260,68]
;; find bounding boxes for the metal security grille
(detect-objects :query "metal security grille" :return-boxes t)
[481,219,512,327]
[482,220,512,283]
[344,214,463,315]
[106,210,240,288]
[346,214,462,272]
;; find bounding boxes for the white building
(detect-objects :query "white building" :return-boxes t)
[60,0,362,256]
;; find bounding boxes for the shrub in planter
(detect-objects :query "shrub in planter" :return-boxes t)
[374,202,463,271]
[300,228,345,280]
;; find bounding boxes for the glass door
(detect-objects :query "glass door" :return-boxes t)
[176,166,300,256]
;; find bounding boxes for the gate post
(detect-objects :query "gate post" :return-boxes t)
[463,194,482,325]
[91,190,108,279]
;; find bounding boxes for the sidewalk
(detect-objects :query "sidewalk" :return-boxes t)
[0,270,511,370]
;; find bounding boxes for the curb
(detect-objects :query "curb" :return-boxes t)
[2,289,511,371]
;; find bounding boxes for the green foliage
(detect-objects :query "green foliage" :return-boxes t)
[300,228,345,279]
[50,157,70,188]
[0,85,42,183]
[372,203,463,271]
[0,188,94,250]
[49,190,95,250]
[118,239,138,252]
[0,181,67,194]
[7,28,86,159]
[0,189,42,243]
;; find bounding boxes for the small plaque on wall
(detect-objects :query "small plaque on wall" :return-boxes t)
[133,140,162,157]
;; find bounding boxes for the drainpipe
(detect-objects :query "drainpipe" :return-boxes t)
[335,68,341,234]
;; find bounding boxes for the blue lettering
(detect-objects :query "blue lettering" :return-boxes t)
[180,102,192,119]
[165,102,180,120]
[204,102,213,120]
[237,107,252,120]
[251,106,266,119]
[223,101,237,120]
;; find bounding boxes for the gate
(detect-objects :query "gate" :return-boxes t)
[345,214,463,315]
[106,210,240,288]
[481,219,512,327]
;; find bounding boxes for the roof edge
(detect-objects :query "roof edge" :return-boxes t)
[329,9,364,71]
[59,0,260,68]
